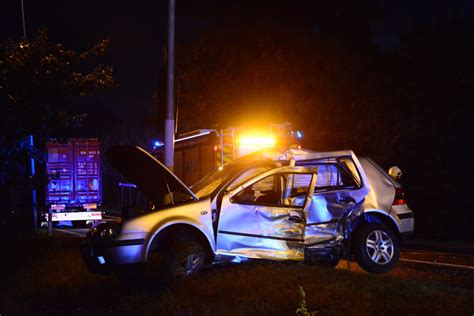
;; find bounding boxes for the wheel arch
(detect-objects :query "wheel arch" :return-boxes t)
[351,210,401,239]
[146,223,215,264]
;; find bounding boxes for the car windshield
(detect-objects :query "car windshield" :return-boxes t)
[191,163,243,199]
[190,149,278,199]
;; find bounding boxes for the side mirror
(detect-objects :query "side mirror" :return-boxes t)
[388,166,402,181]
[223,189,236,203]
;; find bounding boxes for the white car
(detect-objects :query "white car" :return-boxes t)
[81,146,414,278]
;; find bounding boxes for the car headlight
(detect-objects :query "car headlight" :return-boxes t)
[88,222,122,239]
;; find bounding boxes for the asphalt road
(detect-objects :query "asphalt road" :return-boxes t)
[399,249,474,270]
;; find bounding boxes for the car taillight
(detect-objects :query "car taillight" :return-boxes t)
[393,187,407,205]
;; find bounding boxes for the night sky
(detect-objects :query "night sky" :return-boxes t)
[2,0,472,138]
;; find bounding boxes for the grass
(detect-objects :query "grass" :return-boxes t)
[1,234,473,315]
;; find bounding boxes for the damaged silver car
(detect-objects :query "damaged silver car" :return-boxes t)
[81,146,414,278]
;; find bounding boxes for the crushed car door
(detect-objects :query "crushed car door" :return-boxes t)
[303,160,368,246]
[216,167,316,260]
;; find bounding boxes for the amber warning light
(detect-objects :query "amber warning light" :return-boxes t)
[237,134,276,157]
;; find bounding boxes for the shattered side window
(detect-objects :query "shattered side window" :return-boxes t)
[234,175,281,205]
[295,157,361,191]
[314,162,360,191]
[285,173,312,207]
[315,164,341,189]
[234,173,313,207]
[288,174,312,197]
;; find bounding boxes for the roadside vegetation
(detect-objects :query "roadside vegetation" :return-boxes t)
[1,234,473,315]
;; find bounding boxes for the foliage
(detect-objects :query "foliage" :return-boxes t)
[0,29,116,144]
[296,286,318,316]
[0,29,116,230]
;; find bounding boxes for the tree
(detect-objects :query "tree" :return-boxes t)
[0,29,116,234]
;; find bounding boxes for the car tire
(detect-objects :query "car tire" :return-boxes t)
[153,239,205,285]
[353,222,399,274]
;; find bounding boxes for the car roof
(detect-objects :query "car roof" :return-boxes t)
[257,148,357,162]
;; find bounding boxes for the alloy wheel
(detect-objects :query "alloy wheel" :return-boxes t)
[176,253,203,277]
[365,230,394,265]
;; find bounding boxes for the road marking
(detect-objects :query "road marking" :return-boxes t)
[53,228,87,237]
[400,258,474,270]
[402,249,474,257]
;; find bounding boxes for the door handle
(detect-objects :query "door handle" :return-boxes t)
[288,213,304,223]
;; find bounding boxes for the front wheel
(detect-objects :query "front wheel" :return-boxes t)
[353,223,399,274]
[156,240,205,284]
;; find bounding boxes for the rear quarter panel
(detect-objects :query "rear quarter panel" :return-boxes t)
[359,157,396,212]
[358,158,414,234]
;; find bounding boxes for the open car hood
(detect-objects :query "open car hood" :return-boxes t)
[106,145,197,204]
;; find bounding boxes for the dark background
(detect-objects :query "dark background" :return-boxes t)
[1,0,473,241]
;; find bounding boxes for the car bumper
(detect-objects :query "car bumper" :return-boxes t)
[391,204,415,234]
[80,238,147,274]
[400,231,414,240]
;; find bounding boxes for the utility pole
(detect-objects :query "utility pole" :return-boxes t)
[164,0,175,171]
[21,0,27,39]
[21,0,38,233]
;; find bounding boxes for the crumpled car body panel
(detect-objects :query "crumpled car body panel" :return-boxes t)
[215,158,369,260]
[82,147,413,272]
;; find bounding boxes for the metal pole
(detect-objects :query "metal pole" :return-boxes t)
[21,0,37,233]
[164,0,175,171]
[29,135,38,233]
[20,0,27,39]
